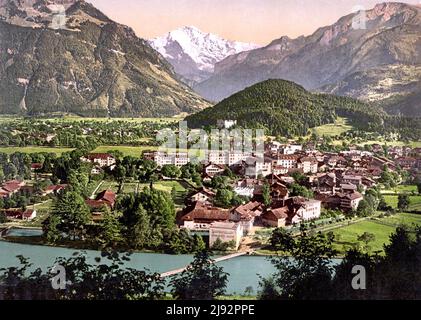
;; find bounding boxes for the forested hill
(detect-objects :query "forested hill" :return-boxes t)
[185,79,387,136]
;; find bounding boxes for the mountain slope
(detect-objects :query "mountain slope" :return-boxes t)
[0,0,210,117]
[194,2,421,114]
[149,26,260,85]
[185,79,388,137]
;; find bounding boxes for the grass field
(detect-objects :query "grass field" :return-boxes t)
[330,220,397,255]
[329,213,421,255]
[312,117,353,137]
[92,145,158,157]
[381,185,418,195]
[0,146,74,155]
[379,212,421,227]
[383,195,421,211]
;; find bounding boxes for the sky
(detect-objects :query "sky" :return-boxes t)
[89,0,420,45]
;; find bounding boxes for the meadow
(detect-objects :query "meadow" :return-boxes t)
[0,146,74,155]
[329,213,421,255]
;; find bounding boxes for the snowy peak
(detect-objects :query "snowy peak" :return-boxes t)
[149,26,261,83]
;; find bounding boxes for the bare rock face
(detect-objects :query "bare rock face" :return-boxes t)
[195,2,421,116]
[0,0,210,117]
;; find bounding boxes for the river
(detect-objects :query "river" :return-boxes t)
[0,240,277,295]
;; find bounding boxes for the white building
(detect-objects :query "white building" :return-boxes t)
[154,152,190,167]
[209,222,243,250]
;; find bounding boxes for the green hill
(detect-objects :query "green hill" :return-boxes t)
[185,79,387,137]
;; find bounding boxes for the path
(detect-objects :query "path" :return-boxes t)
[90,180,104,199]
[160,251,249,278]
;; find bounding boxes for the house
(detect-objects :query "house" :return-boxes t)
[298,157,318,174]
[261,197,321,227]
[204,163,225,177]
[270,182,289,203]
[232,201,263,234]
[274,155,299,169]
[91,165,104,175]
[42,184,68,196]
[286,198,321,225]
[244,156,272,178]
[209,221,243,250]
[395,157,416,170]
[1,209,37,221]
[188,188,215,204]
[261,206,288,227]
[280,144,302,155]
[85,190,116,211]
[316,191,363,211]
[180,202,231,230]
[81,153,116,168]
[339,192,364,211]
[153,152,190,167]
[217,120,237,129]
[341,175,362,186]
[0,180,25,198]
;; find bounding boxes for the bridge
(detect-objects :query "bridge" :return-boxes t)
[160,251,250,278]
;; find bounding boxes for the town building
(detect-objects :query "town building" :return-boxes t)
[209,222,243,250]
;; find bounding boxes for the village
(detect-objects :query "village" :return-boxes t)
[1,131,420,252]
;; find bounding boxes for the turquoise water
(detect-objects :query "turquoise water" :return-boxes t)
[5,228,44,237]
[0,240,276,295]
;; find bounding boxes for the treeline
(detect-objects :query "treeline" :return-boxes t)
[0,119,172,148]
[185,79,420,140]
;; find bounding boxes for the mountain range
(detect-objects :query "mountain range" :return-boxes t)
[0,0,209,117]
[149,26,260,86]
[193,2,421,116]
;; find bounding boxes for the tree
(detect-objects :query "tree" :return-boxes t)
[262,183,271,206]
[0,211,7,223]
[417,182,421,195]
[118,194,152,249]
[138,188,176,229]
[0,251,165,300]
[290,183,313,198]
[397,194,410,212]
[98,208,123,246]
[170,250,229,300]
[161,165,181,179]
[214,189,233,208]
[52,191,91,241]
[42,214,61,243]
[270,228,295,252]
[357,232,376,252]
[261,231,337,300]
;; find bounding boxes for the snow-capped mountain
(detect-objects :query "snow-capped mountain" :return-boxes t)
[149,26,261,85]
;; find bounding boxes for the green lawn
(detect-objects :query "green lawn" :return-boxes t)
[140,180,189,205]
[99,180,121,194]
[330,220,396,255]
[92,145,158,157]
[383,195,421,211]
[381,185,418,195]
[0,146,74,155]
[312,117,353,137]
[379,212,421,227]
[329,213,421,255]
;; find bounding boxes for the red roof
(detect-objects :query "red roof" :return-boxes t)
[181,202,230,222]
[31,163,43,170]
[1,180,24,193]
[45,184,68,192]
[95,190,116,206]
